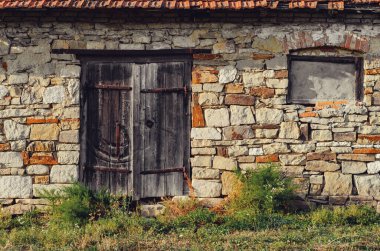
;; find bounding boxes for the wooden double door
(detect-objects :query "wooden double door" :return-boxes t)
[80,56,191,199]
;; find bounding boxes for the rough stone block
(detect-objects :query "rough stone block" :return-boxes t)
[256,108,283,124]
[59,130,79,143]
[337,154,375,162]
[223,126,254,140]
[30,124,60,140]
[0,152,23,168]
[204,108,230,127]
[341,161,367,174]
[191,128,221,140]
[191,156,212,167]
[198,93,219,105]
[354,174,380,197]
[60,65,81,78]
[192,179,222,198]
[43,86,65,104]
[322,172,352,196]
[218,65,237,84]
[192,167,219,179]
[279,122,300,139]
[26,165,49,175]
[228,145,248,157]
[3,120,30,140]
[305,161,340,172]
[230,105,255,125]
[367,161,380,174]
[50,165,78,183]
[0,176,32,198]
[279,154,306,165]
[57,151,79,165]
[312,130,333,141]
[213,156,237,171]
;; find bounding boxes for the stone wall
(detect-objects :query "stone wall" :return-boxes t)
[0,10,380,214]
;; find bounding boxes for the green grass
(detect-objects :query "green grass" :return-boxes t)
[1,167,379,250]
[0,214,378,250]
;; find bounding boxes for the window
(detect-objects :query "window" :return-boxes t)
[288,55,363,104]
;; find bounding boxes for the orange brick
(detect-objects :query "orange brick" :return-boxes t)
[26,117,59,124]
[274,70,288,79]
[365,68,380,75]
[0,143,10,151]
[358,134,380,143]
[299,111,318,118]
[34,175,49,184]
[256,154,279,163]
[21,151,29,165]
[45,117,59,123]
[315,100,348,110]
[364,87,373,95]
[29,153,58,165]
[192,105,205,128]
[353,148,380,154]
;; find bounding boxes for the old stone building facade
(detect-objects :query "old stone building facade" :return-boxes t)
[0,1,380,214]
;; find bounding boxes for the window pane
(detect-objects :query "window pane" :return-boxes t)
[289,59,357,104]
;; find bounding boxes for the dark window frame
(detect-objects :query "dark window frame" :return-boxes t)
[287,55,364,104]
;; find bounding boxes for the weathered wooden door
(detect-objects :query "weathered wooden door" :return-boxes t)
[81,57,190,199]
[82,62,134,195]
[135,62,190,198]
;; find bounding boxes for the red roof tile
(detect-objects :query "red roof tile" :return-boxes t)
[0,0,378,10]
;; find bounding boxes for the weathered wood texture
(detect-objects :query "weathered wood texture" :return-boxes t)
[82,57,191,198]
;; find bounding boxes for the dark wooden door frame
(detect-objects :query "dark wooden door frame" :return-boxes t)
[79,53,193,199]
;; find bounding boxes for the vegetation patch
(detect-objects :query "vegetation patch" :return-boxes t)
[0,165,379,250]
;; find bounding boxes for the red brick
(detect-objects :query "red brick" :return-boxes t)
[225,94,255,106]
[193,54,221,60]
[249,87,275,98]
[252,53,274,60]
[256,154,279,163]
